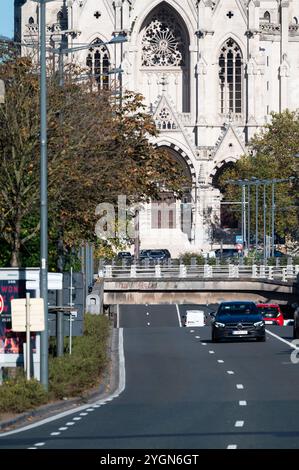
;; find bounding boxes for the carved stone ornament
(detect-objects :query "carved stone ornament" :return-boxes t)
[141,8,185,67]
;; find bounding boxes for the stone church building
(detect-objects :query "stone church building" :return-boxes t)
[15,1,299,256]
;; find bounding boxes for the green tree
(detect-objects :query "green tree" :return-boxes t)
[219,111,299,239]
[0,47,185,267]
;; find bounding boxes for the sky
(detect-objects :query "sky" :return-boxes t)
[0,0,14,39]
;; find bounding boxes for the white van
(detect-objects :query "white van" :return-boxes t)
[184,310,206,327]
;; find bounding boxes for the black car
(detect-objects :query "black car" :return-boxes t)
[293,304,299,339]
[211,301,266,343]
[117,251,132,260]
[139,249,167,262]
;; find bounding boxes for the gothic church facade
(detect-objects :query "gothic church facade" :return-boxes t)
[16,1,299,255]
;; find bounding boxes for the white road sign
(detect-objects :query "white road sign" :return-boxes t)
[11,298,45,332]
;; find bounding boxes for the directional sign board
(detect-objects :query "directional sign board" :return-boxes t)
[11,298,45,332]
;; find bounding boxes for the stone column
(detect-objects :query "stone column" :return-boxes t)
[280,1,290,111]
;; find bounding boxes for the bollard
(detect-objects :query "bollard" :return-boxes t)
[105,265,112,278]
[179,264,187,278]
[130,264,137,278]
[204,264,212,278]
[155,264,161,278]
[260,265,266,278]
[252,264,258,278]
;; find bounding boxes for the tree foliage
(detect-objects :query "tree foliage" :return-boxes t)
[219,111,299,239]
[0,47,185,267]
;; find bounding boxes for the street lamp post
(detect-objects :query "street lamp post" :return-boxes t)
[39,0,49,391]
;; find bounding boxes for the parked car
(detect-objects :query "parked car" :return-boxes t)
[256,303,284,326]
[140,249,168,262]
[293,304,299,339]
[215,248,239,259]
[211,301,266,343]
[117,251,132,261]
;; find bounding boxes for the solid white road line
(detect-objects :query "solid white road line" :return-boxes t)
[266,329,299,349]
[176,305,182,327]
[236,384,244,390]
[227,445,237,449]
[239,401,247,406]
[0,329,126,437]
[117,304,120,329]
[235,421,244,427]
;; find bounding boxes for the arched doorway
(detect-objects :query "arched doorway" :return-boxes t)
[138,2,190,113]
[150,146,193,241]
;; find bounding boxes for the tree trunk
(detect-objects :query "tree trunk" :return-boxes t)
[10,221,22,267]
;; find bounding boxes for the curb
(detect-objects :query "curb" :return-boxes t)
[0,326,120,432]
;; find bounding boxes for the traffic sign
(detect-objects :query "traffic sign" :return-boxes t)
[0,295,3,314]
[236,235,243,244]
[235,243,243,251]
[11,298,45,332]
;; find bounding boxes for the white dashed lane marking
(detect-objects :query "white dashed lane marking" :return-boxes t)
[227,445,237,449]
[59,427,68,431]
[236,384,244,389]
[209,350,215,354]
[201,342,207,346]
[239,401,247,406]
[217,360,224,363]
[66,422,75,426]
[50,432,61,436]
[86,408,95,412]
[80,413,88,416]
[227,370,235,375]
[28,447,37,450]
[235,421,244,428]
[34,442,45,447]
[195,336,200,339]
[73,417,81,421]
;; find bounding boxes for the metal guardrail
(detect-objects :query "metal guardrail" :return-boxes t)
[99,265,299,282]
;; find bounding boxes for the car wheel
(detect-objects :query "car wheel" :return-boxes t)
[257,336,266,342]
[293,326,299,339]
[212,331,219,343]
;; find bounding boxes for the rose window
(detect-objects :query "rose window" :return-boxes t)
[141,9,185,67]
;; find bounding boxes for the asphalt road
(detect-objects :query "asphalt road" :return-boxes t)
[0,303,299,449]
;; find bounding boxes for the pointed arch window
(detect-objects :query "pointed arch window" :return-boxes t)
[86,39,110,90]
[219,38,243,116]
[263,11,271,23]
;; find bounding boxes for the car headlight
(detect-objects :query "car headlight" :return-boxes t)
[254,321,264,328]
[215,322,225,328]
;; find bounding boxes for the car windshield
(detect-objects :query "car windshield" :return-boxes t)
[258,307,279,316]
[218,303,256,315]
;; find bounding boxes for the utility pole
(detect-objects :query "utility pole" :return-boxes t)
[39,0,49,391]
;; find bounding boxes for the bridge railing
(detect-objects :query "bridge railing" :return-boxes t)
[100,264,299,282]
